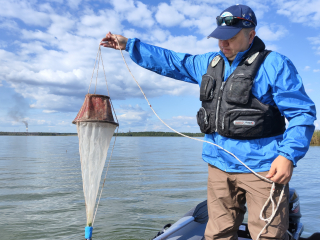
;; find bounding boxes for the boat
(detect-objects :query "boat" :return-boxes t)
[153,188,320,240]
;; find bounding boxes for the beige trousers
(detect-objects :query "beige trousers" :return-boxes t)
[205,164,289,240]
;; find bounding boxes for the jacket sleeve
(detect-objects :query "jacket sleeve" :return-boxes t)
[125,38,216,85]
[271,55,316,166]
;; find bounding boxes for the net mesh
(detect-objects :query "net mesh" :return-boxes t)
[77,121,117,226]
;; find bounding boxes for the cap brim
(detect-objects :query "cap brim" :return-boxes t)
[207,26,242,40]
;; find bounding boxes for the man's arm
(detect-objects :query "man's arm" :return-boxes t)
[100,32,217,85]
[265,54,316,185]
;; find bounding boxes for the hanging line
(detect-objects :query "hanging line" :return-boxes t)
[88,45,110,95]
[111,35,285,240]
[88,45,100,94]
[88,45,119,226]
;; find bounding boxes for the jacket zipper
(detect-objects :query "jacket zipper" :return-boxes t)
[222,109,262,130]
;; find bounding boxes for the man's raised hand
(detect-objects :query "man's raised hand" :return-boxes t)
[100,32,128,50]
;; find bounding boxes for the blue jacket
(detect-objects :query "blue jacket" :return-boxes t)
[125,37,316,173]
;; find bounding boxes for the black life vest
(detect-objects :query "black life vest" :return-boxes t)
[196,37,286,140]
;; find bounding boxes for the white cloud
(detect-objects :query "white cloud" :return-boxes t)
[275,0,320,27]
[158,35,219,55]
[0,18,19,32]
[153,114,199,133]
[37,120,46,125]
[43,110,58,113]
[57,120,70,125]
[77,10,123,38]
[308,35,320,55]
[155,1,221,35]
[155,3,185,27]
[67,0,82,9]
[172,115,196,126]
[172,116,194,120]
[314,69,320,72]
[150,28,171,43]
[110,0,154,28]
[0,0,51,27]
[304,66,311,71]
[308,36,320,45]
[1,0,318,133]
[126,2,154,28]
[116,104,153,131]
[47,14,76,37]
[256,24,288,41]
[264,44,278,51]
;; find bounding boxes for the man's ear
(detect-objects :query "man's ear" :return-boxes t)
[249,30,256,44]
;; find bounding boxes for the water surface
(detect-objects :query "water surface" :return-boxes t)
[0,136,319,239]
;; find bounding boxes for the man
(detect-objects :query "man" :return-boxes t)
[101,4,316,240]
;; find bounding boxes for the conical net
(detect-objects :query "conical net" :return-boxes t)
[77,121,117,226]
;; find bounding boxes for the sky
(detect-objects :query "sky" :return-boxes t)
[0,0,320,133]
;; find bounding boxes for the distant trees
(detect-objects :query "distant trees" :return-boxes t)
[115,131,205,137]
[0,132,77,136]
[310,130,320,145]
[3,131,320,146]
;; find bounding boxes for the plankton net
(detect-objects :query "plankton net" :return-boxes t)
[72,46,119,240]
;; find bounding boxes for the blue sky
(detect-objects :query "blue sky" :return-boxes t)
[0,0,319,133]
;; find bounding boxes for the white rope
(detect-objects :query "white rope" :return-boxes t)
[256,183,286,239]
[89,45,120,226]
[99,47,110,97]
[88,45,101,94]
[112,35,285,240]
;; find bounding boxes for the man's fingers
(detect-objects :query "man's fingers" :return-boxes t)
[100,33,127,50]
[100,42,115,48]
[100,39,119,49]
[270,174,282,184]
[266,166,276,178]
[270,172,290,185]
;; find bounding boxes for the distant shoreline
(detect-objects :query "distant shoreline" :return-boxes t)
[0,131,204,137]
[1,131,320,146]
[0,132,77,136]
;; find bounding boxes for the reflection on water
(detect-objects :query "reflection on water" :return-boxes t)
[0,136,319,240]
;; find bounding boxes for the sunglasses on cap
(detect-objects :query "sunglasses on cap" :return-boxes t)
[216,16,256,26]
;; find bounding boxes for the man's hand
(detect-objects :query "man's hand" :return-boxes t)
[100,32,128,50]
[266,155,293,185]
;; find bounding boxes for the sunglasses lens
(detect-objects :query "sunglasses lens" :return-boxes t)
[224,16,237,26]
[216,17,223,26]
[216,16,239,26]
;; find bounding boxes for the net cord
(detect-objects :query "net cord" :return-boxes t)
[112,35,285,240]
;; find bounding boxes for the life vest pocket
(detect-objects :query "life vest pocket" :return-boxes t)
[225,77,253,105]
[197,107,215,134]
[200,74,216,101]
[222,109,264,138]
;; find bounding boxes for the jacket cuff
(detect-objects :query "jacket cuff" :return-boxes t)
[277,151,297,167]
[125,38,139,52]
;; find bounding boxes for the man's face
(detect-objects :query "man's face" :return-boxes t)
[218,29,255,61]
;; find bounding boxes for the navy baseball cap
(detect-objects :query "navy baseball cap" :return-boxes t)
[208,4,257,40]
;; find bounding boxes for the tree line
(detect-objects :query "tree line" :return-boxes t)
[115,131,205,137]
[2,130,320,146]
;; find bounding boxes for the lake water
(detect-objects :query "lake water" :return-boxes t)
[0,136,319,240]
